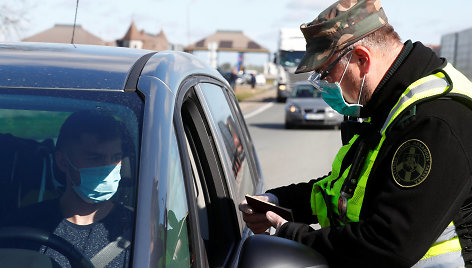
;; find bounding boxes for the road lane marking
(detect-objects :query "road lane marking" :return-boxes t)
[244,102,274,119]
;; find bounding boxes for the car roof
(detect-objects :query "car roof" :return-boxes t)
[0,42,228,94]
[0,42,154,90]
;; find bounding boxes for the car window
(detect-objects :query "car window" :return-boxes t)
[0,89,142,268]
[196,83,256,206]
[164,129,191,268]
[180,86,240,267]
[279,50,305,67]
[293,85,318,98]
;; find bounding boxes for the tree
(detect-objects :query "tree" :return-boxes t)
[0,1,30,41]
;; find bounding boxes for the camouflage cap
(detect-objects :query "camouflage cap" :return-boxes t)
[295,0,388,74]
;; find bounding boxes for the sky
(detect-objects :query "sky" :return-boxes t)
[2,0,471,66]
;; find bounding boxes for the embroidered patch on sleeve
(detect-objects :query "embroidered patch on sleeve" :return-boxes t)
[391,139,432,188]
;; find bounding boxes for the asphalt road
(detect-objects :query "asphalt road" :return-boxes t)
[240,88,343,191]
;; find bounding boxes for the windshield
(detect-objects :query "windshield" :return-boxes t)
[279,50,305,67]
[292,84,321,98]
[0,88,143,268]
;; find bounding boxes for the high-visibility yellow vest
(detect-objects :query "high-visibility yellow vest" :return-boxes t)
[311,63,472,264]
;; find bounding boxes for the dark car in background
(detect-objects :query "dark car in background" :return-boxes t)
[285,81,344,129]
[0,43,328,268]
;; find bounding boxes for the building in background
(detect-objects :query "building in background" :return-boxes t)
[116,22,174,51]
[21,22,180,52]
[185,30,270,70]
[22,24,113,46]
[440,27,472,80]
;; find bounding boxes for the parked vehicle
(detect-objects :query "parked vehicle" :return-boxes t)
[0,43,327,268]
[274,28,310,102]
[285,81,344,129]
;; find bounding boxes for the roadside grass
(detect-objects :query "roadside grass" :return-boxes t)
[234,85,269,102]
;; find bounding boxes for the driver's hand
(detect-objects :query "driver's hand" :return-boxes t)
[239,193,279,234]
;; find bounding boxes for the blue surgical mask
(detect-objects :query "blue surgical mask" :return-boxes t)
[308,52,365,117]
[67,157,122,203]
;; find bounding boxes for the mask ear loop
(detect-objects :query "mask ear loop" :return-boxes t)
[339,51,354,83]
[357,74,366,105]
[65,154,80,172]
[64,154,82,187]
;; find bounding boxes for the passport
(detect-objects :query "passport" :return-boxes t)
[245,194,294,221]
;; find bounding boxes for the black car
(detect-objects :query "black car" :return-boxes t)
[0,43,327,268]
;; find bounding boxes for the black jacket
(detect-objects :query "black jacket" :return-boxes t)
[267,41,472,267]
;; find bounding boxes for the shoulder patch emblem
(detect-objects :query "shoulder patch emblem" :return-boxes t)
[391,139,432,188]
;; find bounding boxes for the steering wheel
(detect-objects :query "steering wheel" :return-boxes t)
[0,226,94,268]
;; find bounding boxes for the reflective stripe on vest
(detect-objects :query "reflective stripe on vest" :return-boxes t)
[414,222,464,267]
[310,63,472,262]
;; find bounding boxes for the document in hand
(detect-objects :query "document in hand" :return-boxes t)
[245,194,294,221]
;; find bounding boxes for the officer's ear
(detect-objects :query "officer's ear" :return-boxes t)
[353,46,371,77]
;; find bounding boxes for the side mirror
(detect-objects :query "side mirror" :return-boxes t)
[238,234,329,268]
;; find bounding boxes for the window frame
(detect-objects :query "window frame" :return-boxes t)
[223,85,264,195]
[193,83,261,214]
[174,75,256,267]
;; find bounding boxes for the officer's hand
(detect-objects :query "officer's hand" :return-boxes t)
[239,194,277,234]
[266,211,288,230]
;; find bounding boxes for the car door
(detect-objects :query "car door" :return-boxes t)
[173,76,262,267]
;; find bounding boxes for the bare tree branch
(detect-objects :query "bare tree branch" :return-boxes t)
[0,1,30,41]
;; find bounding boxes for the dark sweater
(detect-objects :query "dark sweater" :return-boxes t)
[5,199,133,268]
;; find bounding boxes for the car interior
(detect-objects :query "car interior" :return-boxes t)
[0,94,140,268]
[0,133,58,216]
[0,120,137,217]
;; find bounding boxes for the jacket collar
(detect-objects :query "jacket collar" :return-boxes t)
[360,40,445,126]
